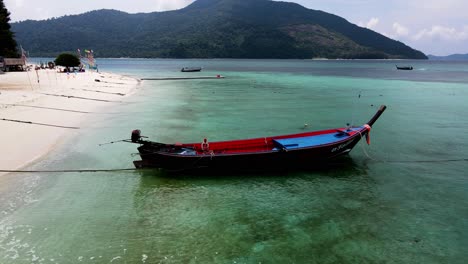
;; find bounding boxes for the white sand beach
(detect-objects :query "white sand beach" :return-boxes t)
[0,68,140,176]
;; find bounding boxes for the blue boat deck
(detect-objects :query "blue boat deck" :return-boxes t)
[272,127,363,150]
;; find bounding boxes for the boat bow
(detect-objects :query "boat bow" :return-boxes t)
[366,105,387,127]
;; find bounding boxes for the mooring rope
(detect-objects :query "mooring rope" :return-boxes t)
[40,93,121,103]
[383,158,468,163]
[0,168,138,173]
[2,103,91,114]
[70,88,126,96]
[0,118,80,129]
[357,131,468,164]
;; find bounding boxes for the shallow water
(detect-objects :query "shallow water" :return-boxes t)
[1,59,467,263]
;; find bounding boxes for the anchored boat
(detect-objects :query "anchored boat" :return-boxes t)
[396,65,413,70]
[181,67,202,72]
[129,105,387,172]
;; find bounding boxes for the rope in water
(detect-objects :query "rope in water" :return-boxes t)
[357,132,468,164]
[1,157,466,174]
[2,132,466,174]
[0,168,138,173]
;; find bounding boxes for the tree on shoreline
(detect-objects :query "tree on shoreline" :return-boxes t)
[0,0,18,57]
[54,53,80,72]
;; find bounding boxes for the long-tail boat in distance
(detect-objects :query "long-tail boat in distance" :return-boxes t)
[181,67,202,72]
[396,65,413,70]
[129,105,387,172]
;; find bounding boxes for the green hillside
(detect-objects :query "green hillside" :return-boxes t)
[11,0,427,59]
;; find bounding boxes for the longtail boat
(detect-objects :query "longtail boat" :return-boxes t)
[129,105,387,172]
[181,67,202,72]
[396,65,413,70]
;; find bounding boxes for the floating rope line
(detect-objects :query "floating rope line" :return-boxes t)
[357,132,468,164]
[0,168,137,173]
[2,104,91,114]
[383,158,468,163]
[1,104,140,115]
[0,118,80,129]
[98,139,131,146]
[40,93,121,102]
[70,88,126,96]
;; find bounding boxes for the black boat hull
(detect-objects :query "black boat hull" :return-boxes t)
[134,132,364,172]
[181,67,202,72]
[396,66,413,70]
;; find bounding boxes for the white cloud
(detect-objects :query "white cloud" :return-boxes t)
[153,0,194,11]
[413,25,468,41]
[358,17,379,30]
[392,22,409,37]
[14,0,24,8]
[33,7,51,21]
[375,22,409,40]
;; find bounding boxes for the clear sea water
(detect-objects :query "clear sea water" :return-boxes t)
[1,59,467,263]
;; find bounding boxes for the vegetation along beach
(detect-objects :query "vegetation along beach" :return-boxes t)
[1,0,468,263]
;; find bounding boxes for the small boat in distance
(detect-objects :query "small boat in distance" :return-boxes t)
[396,65,413,70]
[181,67,202,72]
[128,105,387,172]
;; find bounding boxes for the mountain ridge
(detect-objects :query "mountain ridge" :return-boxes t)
[11,0,427,59]
[428,54,468,61]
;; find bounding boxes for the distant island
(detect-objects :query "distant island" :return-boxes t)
[427,54,468,61]
[12,0,427,59]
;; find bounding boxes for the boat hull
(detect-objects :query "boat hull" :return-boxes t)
[134,131,364,172]
[396,66,413,70]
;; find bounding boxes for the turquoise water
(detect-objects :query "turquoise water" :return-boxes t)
[1,59,468,263]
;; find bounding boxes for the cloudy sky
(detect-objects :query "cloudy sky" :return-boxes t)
[4,0,468,55]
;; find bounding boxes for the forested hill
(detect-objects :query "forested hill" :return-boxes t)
[11,0,427,59]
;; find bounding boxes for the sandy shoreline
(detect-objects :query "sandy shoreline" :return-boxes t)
[0,69,140,176]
